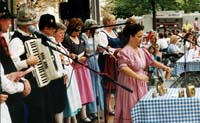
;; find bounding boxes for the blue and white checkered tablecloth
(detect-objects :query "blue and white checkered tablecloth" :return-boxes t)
[173,61,200,76]
[173,55,200,76]
[131,88,200,123]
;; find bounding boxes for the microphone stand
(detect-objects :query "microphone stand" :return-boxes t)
[41,39,133,93]
[82,22,128,123]
[82,22,128,32]
[175,34,200,87]
[97,44,117,61]
[90,30,101,123]
[43,39,132,123]
[183,37,187,87]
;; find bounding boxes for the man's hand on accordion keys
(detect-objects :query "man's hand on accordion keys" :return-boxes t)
[26,55,39,66]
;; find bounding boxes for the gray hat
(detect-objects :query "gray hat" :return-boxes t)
[84,19,97,29]
[16,4,39,25]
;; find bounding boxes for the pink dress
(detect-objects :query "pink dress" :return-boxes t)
[72,62,94,104]
[114,45,154,123]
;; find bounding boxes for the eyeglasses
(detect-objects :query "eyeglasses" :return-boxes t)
[74,29,81,32]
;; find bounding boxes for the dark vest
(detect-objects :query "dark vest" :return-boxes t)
[11,31,36,62]
[0,45,17,74]
[11,31,40,91]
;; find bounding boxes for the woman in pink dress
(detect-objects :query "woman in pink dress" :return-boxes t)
[114,24,171,123]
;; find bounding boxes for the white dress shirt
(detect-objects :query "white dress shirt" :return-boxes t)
[157,38,168,50]
[97,30,116,54]
[0,63,24,123]
[98,30,109,47]
[9,29,31,70]
[0,64,24,94]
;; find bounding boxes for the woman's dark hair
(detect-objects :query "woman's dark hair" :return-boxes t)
[184,32,193,39]
[66,18,83,35]
[123,24,144,46]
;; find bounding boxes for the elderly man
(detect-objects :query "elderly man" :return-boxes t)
[9,4,64,123]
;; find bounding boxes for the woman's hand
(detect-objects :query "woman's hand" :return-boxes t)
[137,74,149,82]
[69,53,77,60]
[79,56,87,63]
[163,65,171,73]
[162,65,171,80]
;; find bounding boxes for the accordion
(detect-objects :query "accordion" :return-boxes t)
[25,39,64,87]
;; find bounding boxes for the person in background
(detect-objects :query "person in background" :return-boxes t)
[194,17,199,32]
[81,19,104,120]
[163,32,170,44]
[154,44,165,78]
[119,16,137,46]
[148,44,163,83]
[114,24,171,123]
[54,22,82,123]
[154,44,162,62]
[145,29,155,45]
[62,18,94,122]
[179,32,194,52]
[147,45,157,85]
[156,32,169,52]
[147,34,157,48]
[182,20,192,33]
[167,35,184,56]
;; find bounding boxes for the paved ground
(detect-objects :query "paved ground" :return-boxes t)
[168,72,200,88]
[148,70,200,88]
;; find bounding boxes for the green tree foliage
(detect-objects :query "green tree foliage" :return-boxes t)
[111,0,200,18]
[181,0,200,13]
[113,0,151,18]
[101,0,115,16]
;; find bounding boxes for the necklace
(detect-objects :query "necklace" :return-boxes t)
[70,36,79,44]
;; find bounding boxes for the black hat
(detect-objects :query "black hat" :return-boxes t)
[0,1,13,19]
[39,14,57,30]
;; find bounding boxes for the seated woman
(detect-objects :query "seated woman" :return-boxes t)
[167,35,184,61]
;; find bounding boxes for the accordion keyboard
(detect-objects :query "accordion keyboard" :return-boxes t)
[25,40,50,87]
